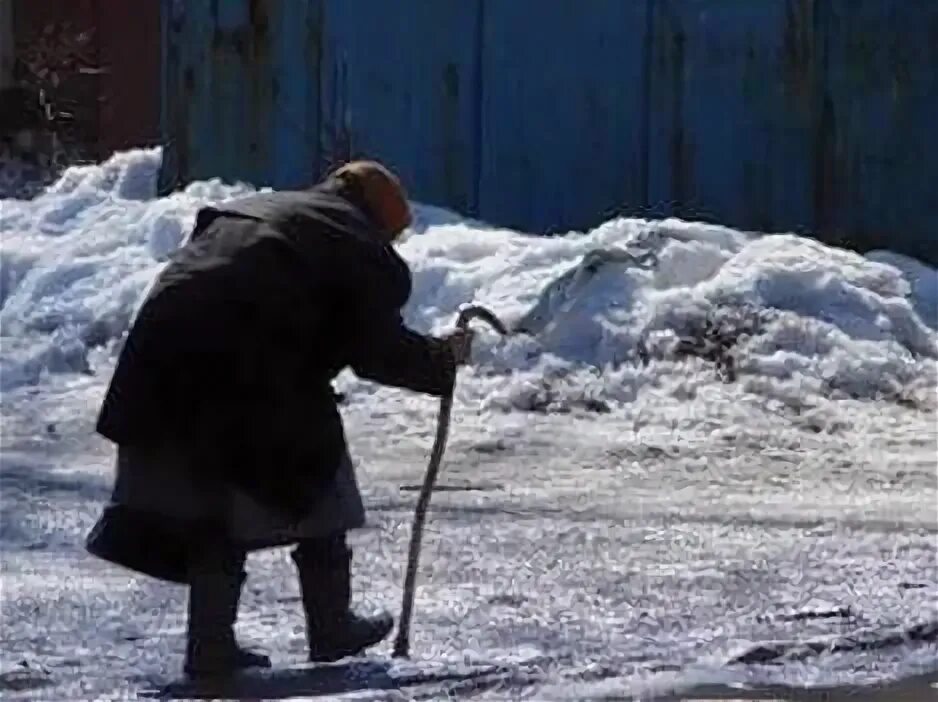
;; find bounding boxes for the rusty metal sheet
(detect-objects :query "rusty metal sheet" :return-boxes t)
[161,0,214,190]
[646,0,820,235]
[9,0,159,161]
[1,0,14,90]
[318,0,480,214]
[160,0,936,265]
[11,0,102,161]
[161,0,322,191]
[477,0,650,233]
[817,0,938,264]
[266,0,323,189]
[95,0,161,156]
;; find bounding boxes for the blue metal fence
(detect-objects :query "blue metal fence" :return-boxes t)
[160,0,938,264]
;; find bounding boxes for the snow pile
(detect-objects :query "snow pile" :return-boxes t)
[2,148,936,416]
[393,214,937,414]
[866,249,938,330]
[0,149,255,390]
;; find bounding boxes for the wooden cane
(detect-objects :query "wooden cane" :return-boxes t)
[392,305,508,659]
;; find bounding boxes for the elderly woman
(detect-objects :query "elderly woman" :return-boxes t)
[86,161,472,677]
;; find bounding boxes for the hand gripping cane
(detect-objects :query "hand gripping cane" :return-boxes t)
[392,304,509,659]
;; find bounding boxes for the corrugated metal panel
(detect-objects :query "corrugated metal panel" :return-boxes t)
[161,0,205,189]
[162,0,321,191]
[817,0,938,264]
[209,0,275,187]
[268,0,323,190]
[646,0,820,234]
[478,0,650,233]
[318,0,480,214]
[162,0,938,264]
[165,0,260,187]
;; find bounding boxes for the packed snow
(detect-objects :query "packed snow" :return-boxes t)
[1,149,936,700]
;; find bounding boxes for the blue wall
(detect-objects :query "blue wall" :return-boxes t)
[160,0,938,265]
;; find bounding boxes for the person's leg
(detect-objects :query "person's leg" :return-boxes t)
[184,537,271,677]
[291,531,393,662]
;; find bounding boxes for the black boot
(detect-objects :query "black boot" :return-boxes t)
[184,546,272,678]
[291,534,394,662]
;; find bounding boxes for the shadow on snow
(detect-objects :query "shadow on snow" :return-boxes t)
[148,657,543,700]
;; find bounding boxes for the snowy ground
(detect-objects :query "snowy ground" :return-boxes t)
[1,150,936,700]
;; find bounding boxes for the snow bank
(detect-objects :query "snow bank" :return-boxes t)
[393,211,936,414]
[0,149,255,390]
[866,250,938,330]
[2,149,935,416]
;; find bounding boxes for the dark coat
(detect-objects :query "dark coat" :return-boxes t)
[94,182,456,523]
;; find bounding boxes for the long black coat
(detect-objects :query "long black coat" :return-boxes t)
[95,183,455,523]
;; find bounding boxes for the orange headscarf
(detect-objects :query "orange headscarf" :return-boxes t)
[333,160,412,239]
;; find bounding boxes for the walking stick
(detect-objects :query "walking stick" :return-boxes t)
[392,304,508,659]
